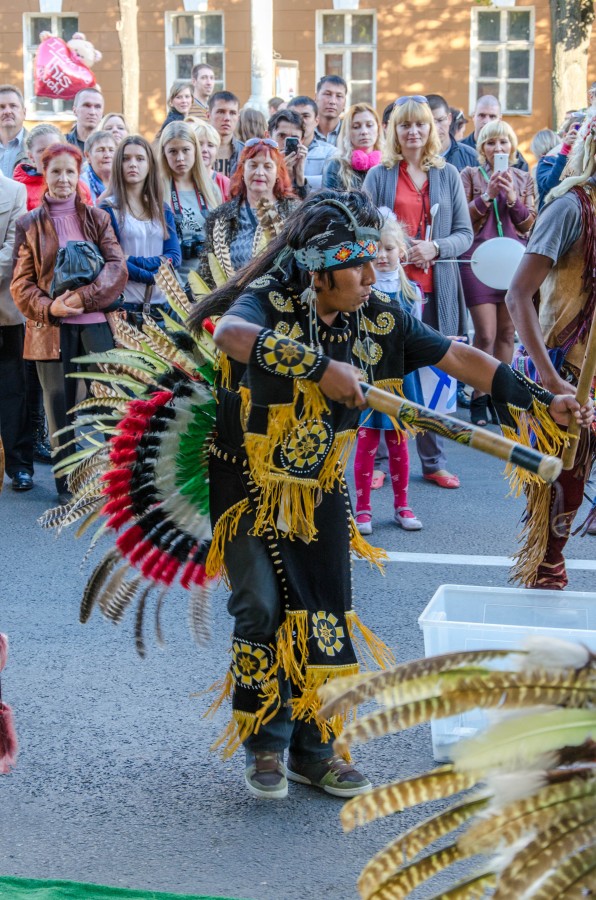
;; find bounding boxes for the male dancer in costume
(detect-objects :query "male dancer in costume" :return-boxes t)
[188,190,593,799]
[506,118,596,590]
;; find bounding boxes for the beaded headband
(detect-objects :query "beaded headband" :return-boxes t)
[292,199,380,272]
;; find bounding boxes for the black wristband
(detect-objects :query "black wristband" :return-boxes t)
[250,328,331,382]
[490,363,554,428]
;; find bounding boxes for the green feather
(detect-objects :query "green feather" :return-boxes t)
[452,708,596,773]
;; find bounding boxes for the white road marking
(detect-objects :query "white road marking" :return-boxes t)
[367,551,596,571]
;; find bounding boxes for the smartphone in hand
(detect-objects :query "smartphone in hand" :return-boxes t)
[493,152,509,173]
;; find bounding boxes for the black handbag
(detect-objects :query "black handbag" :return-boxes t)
[50,240,105,298]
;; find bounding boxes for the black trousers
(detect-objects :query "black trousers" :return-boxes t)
[0,324,33,477]
[36,321,113,492]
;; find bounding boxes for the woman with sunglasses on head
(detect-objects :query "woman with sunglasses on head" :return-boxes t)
[100,135,181,327]
[363,95,473,490]
[197,138,300,287]
[158,121,221,291]
[322,103,383,191]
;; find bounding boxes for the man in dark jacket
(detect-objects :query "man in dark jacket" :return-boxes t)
[427,94,478,172]
[65,88,104,154]
[462,95,529,171]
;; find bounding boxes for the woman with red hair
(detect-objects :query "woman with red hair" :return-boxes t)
[198,138,300,286]
[11,143,127,502]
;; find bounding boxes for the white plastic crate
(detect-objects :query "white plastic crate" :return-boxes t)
[418,584,596,760]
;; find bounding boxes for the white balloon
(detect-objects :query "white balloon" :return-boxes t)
[470,237,526,290]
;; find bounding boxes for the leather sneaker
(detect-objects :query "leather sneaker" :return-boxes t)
[245,751,288,800]
[287,754,372,798]
[12,471,33,492]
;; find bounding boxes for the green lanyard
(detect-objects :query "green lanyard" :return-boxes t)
[480,167,504,237]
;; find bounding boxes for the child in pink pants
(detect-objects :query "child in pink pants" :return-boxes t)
[354,214,423,535]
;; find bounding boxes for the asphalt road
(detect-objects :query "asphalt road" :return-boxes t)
[1,430,594,900]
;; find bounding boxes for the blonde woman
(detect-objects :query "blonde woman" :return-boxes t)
[460,120,535,425]
[155,80,194,138]
[158,120,220,286]
[193,120,230,202]
[364,96,473,489]
[99,113,129,145]
[323,103,382,190]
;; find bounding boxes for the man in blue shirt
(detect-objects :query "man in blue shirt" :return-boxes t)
[0,86,28,177]
[287,96,336,191]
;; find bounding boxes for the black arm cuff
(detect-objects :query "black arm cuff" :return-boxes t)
[250,328,331,383]
[490,363,554,429]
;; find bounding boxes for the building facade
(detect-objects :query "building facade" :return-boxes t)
[0,0,592,156]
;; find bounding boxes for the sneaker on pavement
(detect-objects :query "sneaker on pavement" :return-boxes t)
[287,754,372,798]
[245,751,288,800]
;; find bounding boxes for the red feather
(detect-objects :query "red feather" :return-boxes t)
[106,508,134,531]
[116,525,145,556]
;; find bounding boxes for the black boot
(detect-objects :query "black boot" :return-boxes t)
[33,421,52,464]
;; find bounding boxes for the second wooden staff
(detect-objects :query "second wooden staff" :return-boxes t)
[361,384,562,485]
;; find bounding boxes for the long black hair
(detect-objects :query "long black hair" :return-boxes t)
[187,189,383,334]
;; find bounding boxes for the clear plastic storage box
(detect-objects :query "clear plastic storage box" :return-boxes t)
[418,584,596,760]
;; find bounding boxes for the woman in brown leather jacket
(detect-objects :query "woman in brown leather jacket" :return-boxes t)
[11,143,127,501]
[460,121,536,425]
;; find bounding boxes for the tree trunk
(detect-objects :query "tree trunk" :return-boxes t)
[116,0,140,133]
[550,0,594,129]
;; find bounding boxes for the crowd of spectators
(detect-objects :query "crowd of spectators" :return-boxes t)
[0,67,591,530]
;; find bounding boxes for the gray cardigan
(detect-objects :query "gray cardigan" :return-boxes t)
[363,162,473,337]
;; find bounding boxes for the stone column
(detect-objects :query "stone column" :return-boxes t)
[246,0,273,113]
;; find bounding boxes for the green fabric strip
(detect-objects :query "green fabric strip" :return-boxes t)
[0,876,243,900]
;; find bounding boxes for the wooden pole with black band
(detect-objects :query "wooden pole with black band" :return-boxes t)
[361,383,562,485]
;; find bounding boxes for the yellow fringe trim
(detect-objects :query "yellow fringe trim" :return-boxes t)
[502,399,567,496]
[276,611,309,686]
[205,605,394,758]
[349,517,388,572]
[296,379,330,422]
[239,384,251,431]
[205,672,282,759]
[346,610,396,670]
[205,498,250,581]
[215,351,232,391]
[244,428,357,541]
[509,480,553,587]
[290,664,359,747]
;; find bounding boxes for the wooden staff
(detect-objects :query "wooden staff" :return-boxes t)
[561,313,596,470]
[361,384,562,485]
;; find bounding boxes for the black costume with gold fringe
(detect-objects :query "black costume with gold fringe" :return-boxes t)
[38,259,566,760]
[204,275,451,753]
